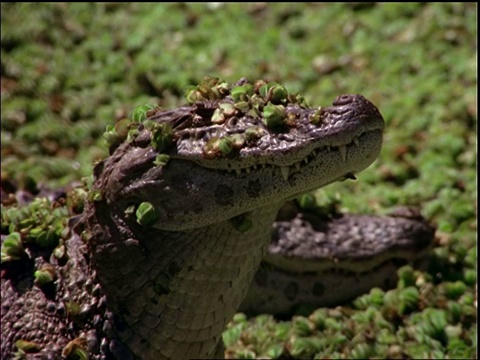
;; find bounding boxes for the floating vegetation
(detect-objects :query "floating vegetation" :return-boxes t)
[34,264,57,287]
[153,154,170,167]
[135,202,159,227]
[1,198,68,251]
[224,260,477,359]
[1,232,25,263]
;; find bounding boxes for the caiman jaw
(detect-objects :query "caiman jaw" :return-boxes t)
[222,130,381,182]
[172,93,385,172]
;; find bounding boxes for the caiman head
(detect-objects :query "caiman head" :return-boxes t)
[92,77,384,231]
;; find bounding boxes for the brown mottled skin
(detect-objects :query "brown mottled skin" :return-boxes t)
[1,79,433,359]
[240,204,435,316]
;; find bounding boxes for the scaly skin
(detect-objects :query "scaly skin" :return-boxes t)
[2,78,386,359]
[240,204,436,316]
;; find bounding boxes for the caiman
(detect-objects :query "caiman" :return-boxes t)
[1,77,434,359]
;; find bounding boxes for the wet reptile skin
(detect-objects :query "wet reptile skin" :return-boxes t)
[1,79,389,359]
[240,204,435,316]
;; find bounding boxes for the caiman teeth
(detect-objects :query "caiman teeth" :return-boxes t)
[280,166,290,181]
[223,132,366,178]
[339,145,347,161]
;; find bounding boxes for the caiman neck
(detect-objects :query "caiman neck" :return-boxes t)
[85,200,281,359]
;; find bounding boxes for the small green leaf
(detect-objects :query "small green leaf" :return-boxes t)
[53,244,66,260]
[444,280,467,299]
[231,83,254,102]
[219,102,236,117]
[463,269,476,286]
[297,193,317,209]
[397,265,416,288]
[185,76,227,103]
[102,124,122,148]
[136,202,159,226]
[35,228,59,248]
[230,134,245,149]
[245,126,265,141]
[15,339,41,353]
[370,287,385,307]
[213,81,229,98]
[259,82,288,103]
[131,104,157,123]
[65,301,81,317]
[263,103,286,129]
[234,101,250,113]
[259,82,275,98]
[150,122,173,152]
[218,137,233,155]
[203,137,221,159]
[288,337,323,358]
[211,108,225,124]
[1,232,25,262]
[232,313,247,323]
[274,322,292,340]
[114,118,131,138]
[351,343,374,360]
[184,85,200,104]
[398,286,420,314]
[88,189,103,202]
[270,83,289,103]
[34,265,56,287]
[69,347,89,360]
[153,154,170,167]
[62,338,89,360]
[234,349,256,359]
[266,344,284,358]
[127,128,140,143]
[288,92,309,107]
[292,316,315,337]
[309,107,323,124]
[308,308,327,329]
[222,323,245,348]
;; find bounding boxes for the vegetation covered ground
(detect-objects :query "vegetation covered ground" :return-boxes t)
[1,3,476,359]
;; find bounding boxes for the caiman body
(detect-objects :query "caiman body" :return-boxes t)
[1,78,433,359]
